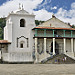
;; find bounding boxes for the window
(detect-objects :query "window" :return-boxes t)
[20,41,25,48]
[20,19,25,27]
[20,43,23,48]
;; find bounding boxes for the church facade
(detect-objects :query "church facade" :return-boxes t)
[0,7,75,63]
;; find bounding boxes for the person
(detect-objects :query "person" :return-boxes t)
[55,59,57,64]
[58,58,60,64]
[63,58,64,62]
[32,50,36,60]
[64,57,67,61]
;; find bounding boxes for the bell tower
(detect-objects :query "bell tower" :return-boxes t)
[4,5,35,62]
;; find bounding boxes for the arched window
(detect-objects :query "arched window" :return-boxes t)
[20,41,25,48]
[20,19,25,27]
[20,43,23,48]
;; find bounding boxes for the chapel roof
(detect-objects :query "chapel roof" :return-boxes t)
[0,40,11,44]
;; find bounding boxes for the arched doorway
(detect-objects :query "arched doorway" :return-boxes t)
[51,41,59,54]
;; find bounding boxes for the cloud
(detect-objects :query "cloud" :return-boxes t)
[0,0,75,25]
[34,2,75,25]
[51,6,57,10]
[34,9,53,21]
[71,2,75,9]
[35,0,52,10]
[0,0,43,17]
[55,2,75,25]
[35,2,75,25]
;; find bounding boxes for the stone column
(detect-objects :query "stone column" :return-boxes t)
[53,38,55,55]
[44,38,47,58]
[35,38,38,63]
[71,38,74,53]
[64,38,66,54]
[53,30,55,37]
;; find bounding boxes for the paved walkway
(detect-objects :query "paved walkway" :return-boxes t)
[0,64,75,75]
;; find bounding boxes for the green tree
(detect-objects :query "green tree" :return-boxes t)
[0,18,6,39]
[0,27,3,40]
[35,20,44,26]
[71,25,75,28]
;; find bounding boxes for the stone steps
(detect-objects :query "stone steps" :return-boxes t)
[41,54,75,64]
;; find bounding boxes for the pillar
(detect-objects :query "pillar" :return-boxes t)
[35,29,38,36]
[35,38,38,62]
[53,38,55,55]
[53,30,55,37]
[71,38,74,53]
[64,38,66,53]
[63,30,65,37]
[44,38,47,58]
[71,31,73,37]
[44,29,46,37]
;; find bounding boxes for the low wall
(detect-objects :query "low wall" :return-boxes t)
[2,52,33,62]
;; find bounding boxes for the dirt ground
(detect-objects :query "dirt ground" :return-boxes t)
[0,64,75,75]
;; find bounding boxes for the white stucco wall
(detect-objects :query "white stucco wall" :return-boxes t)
[4,9,35,62]
[9,14,35,52]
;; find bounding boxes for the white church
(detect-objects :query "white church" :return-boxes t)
[0,5,75,63]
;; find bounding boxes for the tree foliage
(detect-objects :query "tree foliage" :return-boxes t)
[0,18,6,40]
[35,20,44,26]
[71,25,75,28]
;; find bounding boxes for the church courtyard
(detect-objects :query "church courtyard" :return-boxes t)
[0,64,75,75]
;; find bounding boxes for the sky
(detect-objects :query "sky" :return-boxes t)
[0,0,75,25]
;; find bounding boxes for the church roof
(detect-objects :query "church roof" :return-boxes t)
[0,40,11,44]
[33,15,73,30]
[33,27,75,31]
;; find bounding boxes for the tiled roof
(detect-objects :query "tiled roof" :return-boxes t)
[0,40,11,44]
[33,27,75,30]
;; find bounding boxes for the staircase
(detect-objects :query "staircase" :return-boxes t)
[41,54,75,64]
